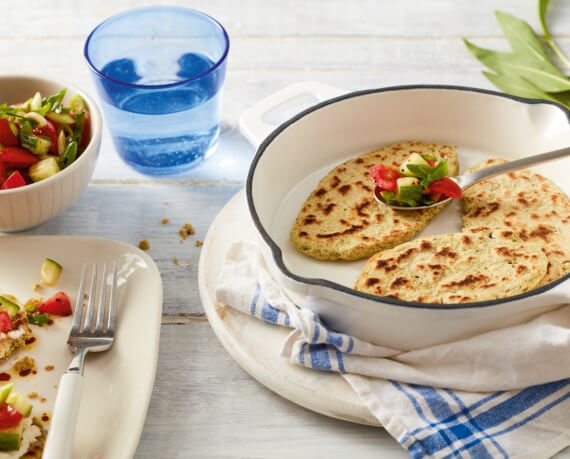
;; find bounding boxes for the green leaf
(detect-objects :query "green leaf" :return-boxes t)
[399,185,423,205]
[482,71,570,109]
[538,0,570,71]
[495,10,551,64]
[539,0,552,41]
[464,38,570,93]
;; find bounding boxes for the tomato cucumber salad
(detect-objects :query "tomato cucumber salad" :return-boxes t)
[0,89,90,190]
[370,153,462,207]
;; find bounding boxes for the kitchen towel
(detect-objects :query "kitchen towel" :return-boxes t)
[216,240,570,458]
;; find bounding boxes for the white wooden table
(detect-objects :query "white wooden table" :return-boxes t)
[3,1,569,457]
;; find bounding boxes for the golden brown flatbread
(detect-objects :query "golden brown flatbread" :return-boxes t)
[354,229,548,303]
[462,158,570,286]
[290,141,459,260]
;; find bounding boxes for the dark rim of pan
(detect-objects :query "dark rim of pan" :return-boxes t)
[245,84,570,310]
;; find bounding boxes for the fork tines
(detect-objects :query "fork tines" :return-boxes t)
[70,263,117,337]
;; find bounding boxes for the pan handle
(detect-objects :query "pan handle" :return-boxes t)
[239,81,344,147]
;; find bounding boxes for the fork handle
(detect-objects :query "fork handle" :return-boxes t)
[42,372,84,459]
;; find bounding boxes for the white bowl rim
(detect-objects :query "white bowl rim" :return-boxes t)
[245,84,570,311]
[0,73,102,196]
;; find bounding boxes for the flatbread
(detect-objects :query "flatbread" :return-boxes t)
[290,141,459,260]
[24,417,47,458]
[462,158,570,286]
[354,229,548,303]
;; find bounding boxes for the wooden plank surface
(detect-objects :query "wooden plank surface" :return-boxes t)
[1,0,569,457]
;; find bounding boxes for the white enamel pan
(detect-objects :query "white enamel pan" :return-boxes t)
[240,81,570,350]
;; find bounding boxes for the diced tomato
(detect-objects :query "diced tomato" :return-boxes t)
[0,119,18,147]
[0,403,23,429]
[426,177,463,199]
[33,119,58,154]
[38,292,72,316]
[370,164,402,191]
[0,147,40,168]
[0,312,12,333]
[0,162,7,188]
[426,160,436,167]
[1,171,27,190]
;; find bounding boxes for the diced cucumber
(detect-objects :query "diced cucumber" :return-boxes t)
[69,94,85,114]
[399,153,430,177]
[30,92,42,111]
[18,132,51,156]
[0,422,23,451]
[6,393,32,418]
[0,384,13,405]
[41,258,62,286]
[396,176,421,192]
[22,112,47,128]
[0,296,20,318]
[29,157,60,182]
[46,111,75,125]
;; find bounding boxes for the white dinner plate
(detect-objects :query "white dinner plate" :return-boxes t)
[0,236,162,459]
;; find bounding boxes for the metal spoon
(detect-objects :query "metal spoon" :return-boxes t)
[373,146,570,211]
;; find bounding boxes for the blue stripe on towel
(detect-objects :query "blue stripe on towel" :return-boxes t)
[309,344,331,370]
[250,283,261,316]
[326,330,344,348]
[335,349,346,373]
[261,300,280,324]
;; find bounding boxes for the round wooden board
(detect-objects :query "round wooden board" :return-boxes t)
[198,189,379,426]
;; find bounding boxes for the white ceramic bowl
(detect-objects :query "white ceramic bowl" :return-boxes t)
[241,82,570,350]
[0,74,102,231]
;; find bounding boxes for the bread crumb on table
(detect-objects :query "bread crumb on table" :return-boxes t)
[179,223,195,241]
[173,256,179,265]
[44,365,54,371]
[32,283,40,292]
[162,218,170,225]
[195,240,203,247]
[138,240,150,250]
[27,392,38,399]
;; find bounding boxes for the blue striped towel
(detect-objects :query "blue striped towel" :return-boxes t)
[216,241,570,458]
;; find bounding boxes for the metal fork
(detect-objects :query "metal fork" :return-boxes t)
[43,263,118,459]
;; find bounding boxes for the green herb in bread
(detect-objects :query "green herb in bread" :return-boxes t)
[462,158,570,286]
[354,229,548,303]
[290,141,459,260]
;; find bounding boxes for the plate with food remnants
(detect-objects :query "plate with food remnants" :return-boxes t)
[241,82,570,350]
[0,236,162,458]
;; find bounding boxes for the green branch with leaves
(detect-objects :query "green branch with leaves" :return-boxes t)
[464,0,570,110]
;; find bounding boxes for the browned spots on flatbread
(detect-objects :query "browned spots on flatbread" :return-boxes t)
[529,224,555,242]
[375,214,384,223]
[302,215,318,225]
[356,200,371,217]
[517,197,530,206]
[449,295,472,303]
[315,188,327,197]
[435,247,458,259]
[338,184,351,195]
[420,241,433,251]
[385,294,400,299]
[505,212,516,217]
[355,158,365,164]
[316,224,364,239]
[330,176,341,188]
[471,202,500,218]
[376,259,397,273]
[366,278,380,287]
[390,277,410,289]
[338,167,346,173]
[298,231,308,237]
[355,180,373,192]
[416,296,427,302]
[461,235,472,246]
[397,248,417,263]
[516,265,528,275]
[361,235,370,241]
[495,246,524,258]
[317,202,336,215]
[441,273,490,289]
[501,231,514,238]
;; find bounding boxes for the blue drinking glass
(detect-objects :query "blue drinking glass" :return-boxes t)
[84,7,230,175]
